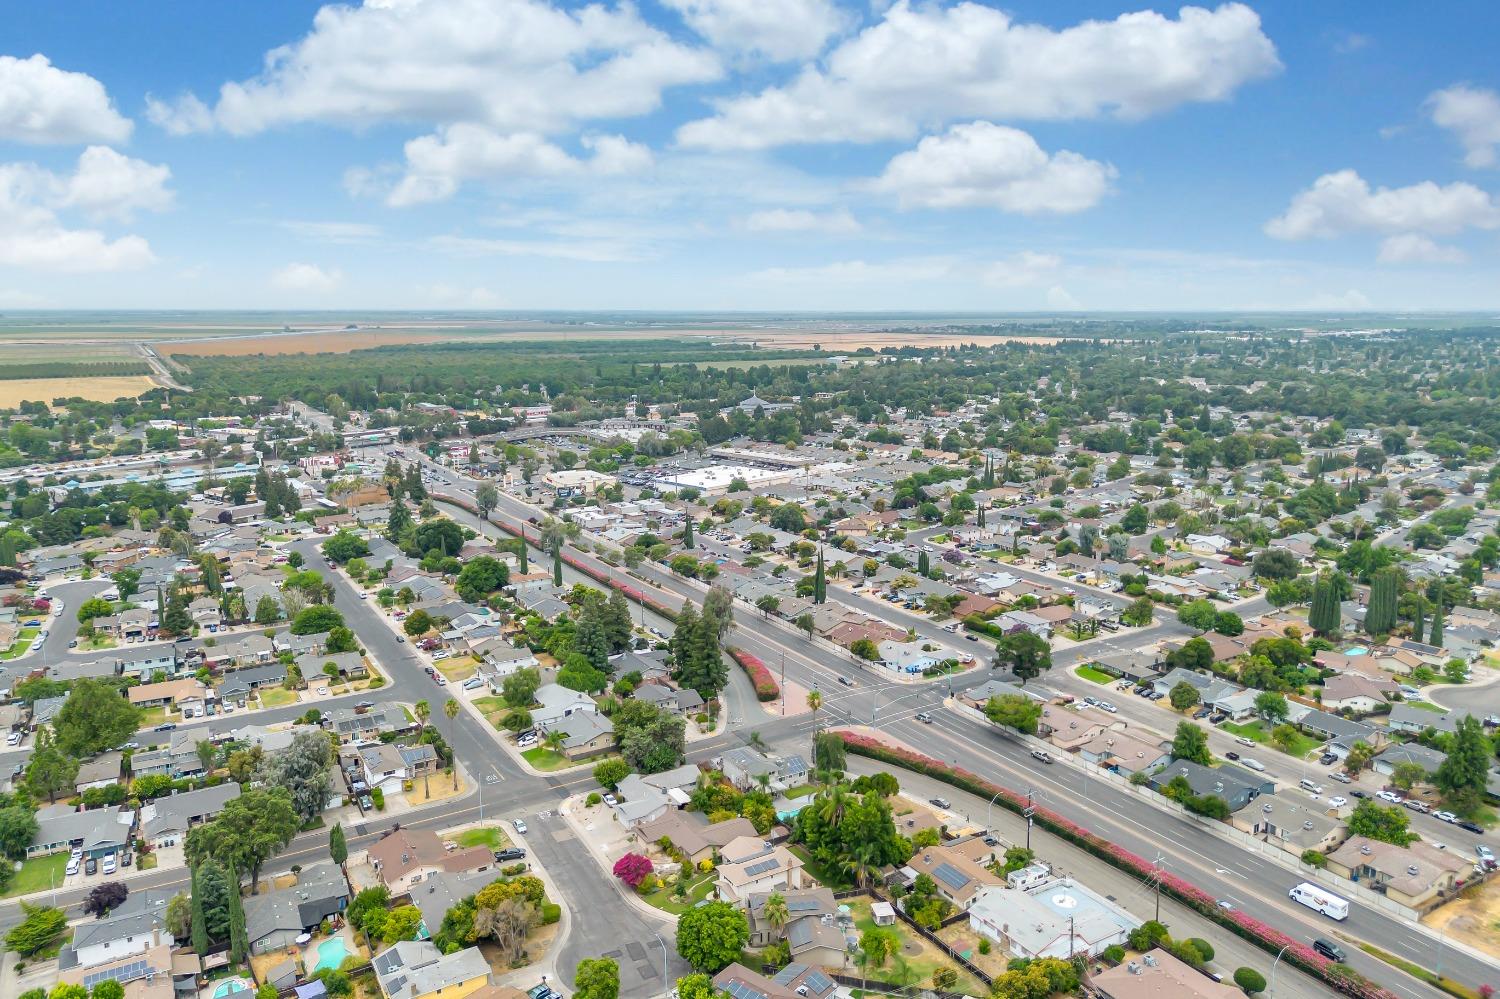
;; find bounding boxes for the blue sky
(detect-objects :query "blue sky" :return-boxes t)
[2,0,1499,311]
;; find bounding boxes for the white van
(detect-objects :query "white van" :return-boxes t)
[1299,779,1323,795]
[1239,757,1266,772]
[1289,882,1349,920]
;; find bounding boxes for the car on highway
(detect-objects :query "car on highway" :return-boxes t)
[1214,899,1234,911]
[1313,939,1346,962]
[837,675,855,687]
[1030,750,1053,764]
[396,635,405,643]
[1330,772,1352,783]
[914,712,933,724]
[929,797,951,810]
[1224,751,1239,761]
[1234,737,1255,747]
[513,818,528,834]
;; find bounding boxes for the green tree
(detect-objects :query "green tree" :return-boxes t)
[1428,602,1444,648]
[593,758,631,791]
[25,738,80,804]
[675,901,749,972]
[254,594,282,624]
[189,863,209,954]
[185,788,300,893]
[502,667,541,708]
[1120,597,1154,627]
[574,958,620,999]
[985,694,1042,735]
[1120,504,1148,534]
[1171,722,1212,765]
[1254,690,1289,724]
[1435,715,1490,812]
[226,865,248,963]
[1307,575,1340,635]
[1177,599,1218,632]
[1364,566,1401,636]
[1169,682,1200,711]
[53,678,143,757]
[1347,800,1414,845]
[997,630,1051,683]
[0,805,39,860]
[292,604,345,635]
[75,596,114,624]
[475,482,499,519]
[329,822,347,870]
[6,903,67,956]
[674,975,715,999]
[322,531,369,565]
[1234,967,1267,995]
[1270,723,1301,753]
[813,548,826,604]
[403,609,433,637]
[381,905,423,944]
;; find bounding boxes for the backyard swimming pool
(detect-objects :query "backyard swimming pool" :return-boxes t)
[212,980,250,999]
[315,935,350,972]
[1343,646,1369,656]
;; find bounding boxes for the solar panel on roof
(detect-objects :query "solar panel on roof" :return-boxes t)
[744,858,780,877]
[803,971,834,993]
[773,963,807,984]
[724,981,768,999]
[83,959,151,990]
[931,862,971,891]
[786,898,820,912]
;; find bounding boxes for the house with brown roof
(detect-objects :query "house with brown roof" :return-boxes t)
[128,678,213,718]
[1320,673,1399,714]
[902,843,1001,910]
[366,827,494,894]
[1093,947,1241,999]
[826,619,906,649]
[637,813,757,864]
[715,835,804,905]
[1325,836,1470,909]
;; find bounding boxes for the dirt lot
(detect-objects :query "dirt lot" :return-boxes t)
[0,375,157,407]
[1425,878,1500,954]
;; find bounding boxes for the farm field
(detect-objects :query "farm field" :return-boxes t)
[0,376,158,408]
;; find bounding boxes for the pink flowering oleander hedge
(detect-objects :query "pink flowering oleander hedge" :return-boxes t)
[836,731,1401,999]
[728,648,780,702]
[440,494,682,622]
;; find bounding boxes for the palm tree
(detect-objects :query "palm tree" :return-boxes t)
[443,698,460,789]
[814,784,852,829]
[414,699,432,797]
[763,892,790,940]
[806,689,822,773]
[544,729,566,757]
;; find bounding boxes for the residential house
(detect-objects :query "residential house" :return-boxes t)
[139,784,241,849]
[366,827,493,895]
[1149,760,1271,813]
[245,862,350,954]
[410,870,496,941]
[711,964,837,999]
[638,813,757,865]
[128,678,213,718]
[715,835,805,905]
[610,765,701,828]
[531,683,598,727]
[1388,705,1461,737]
[1320,674,1398,715]
[1241,798,1348,856]
[71,914,174,971]
[57,942,188,999]
[74,752,124,792]
[1374,743,1447,779]
[216,661,289,707]
[1092,947,1242,999]
[1325,837,1470,909]
[372,941,491,999]
[360,743,438,795]
[1078,730,1170,778]
[297,650,368,683]
[536,711,615,760]
[902,844,1001,910]
[745,887,838,947]
[29,803,131,858]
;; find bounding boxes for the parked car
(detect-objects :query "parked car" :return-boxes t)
[85,856,98,875]
[1377,790,1404,804]
[1435,810,1459,824]
[1350,789,1368,799]
[513,818,529,834]
[1404,800,1431,814]
[66,856,81,876]
[1328,796,1348,808]
[929,797,952,810]
[462,677,484,690]
[1330,772,1352,784]
[1457,820,1485,834]
[1318,753,1339,766]
[496,848,526,862]
[1239,758,1266,772]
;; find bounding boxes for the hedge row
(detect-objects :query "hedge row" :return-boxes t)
[836,731,1401,999]
[728,647,780,701]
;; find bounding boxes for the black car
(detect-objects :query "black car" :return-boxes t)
[1350,790,1369,799]
[495,847,527,862]
[1457,820,1485,834]
[1225,751,1240,761]
[1312,939,1346,962]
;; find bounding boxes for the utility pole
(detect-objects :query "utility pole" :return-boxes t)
[1153,851,1165,922]
[1024,788,1035,852]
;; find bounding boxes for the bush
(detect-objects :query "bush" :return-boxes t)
[586,792,602,806]
[370,787,385,811]
[728,648,779,701]
[1234,967,1267,994]
[977,938,991,955]
[1102,945,1125,965]
[1187,938,1214,962]
[540,902,561,925]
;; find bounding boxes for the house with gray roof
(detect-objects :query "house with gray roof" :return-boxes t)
[409,870,494,940]
[1149,760,1271,813]
[245,861,349,955]
[139,783,241,848]
[1374,743,1448,778]
[372,940,490,999]
[29,803,131,858]
[1388,704,1461,736]
[539,711,615,760]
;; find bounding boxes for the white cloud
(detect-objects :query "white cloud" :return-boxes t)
[742,208,860,233]
[983,251,1063,287]
[748,258,955,284]
[678,1,1279,150]
[870,122,1113,213]
[385,125,653,206]
[1428,84,1500,168]
[0,148,168,272]
[270,262,342,292]
[1377,233,1466,265]
[0,54,132,144]
[1046,285,1081,309]
[53,146,173,221]
[661,0,849,61]
[150,0,719,136]
[1265,169,1500,240]
[427,234,643,263]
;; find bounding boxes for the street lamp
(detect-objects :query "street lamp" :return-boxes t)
[655,933,670,998]
[1269,943,1290,998]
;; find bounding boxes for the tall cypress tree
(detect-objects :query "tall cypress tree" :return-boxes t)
[1364,567,1399,636]
[552,543,563,588]
[0,534,15,567]
[226,864,248,964]
[1429,604,1444,648]
[683,512,694,549]
[813,549,826,605]
[1411,601,1425,645]
[1308,575,1339,635]
[918,550,930,577]
[329,822,348,872]
[189,863,209,955]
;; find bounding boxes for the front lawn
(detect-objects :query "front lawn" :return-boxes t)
[455,826,509,849]
[1075,664,1114,685]
[473,696,509,726]
[137,706,169,726]
[0,627,41,660]
[1404,700,1449,714]
[3,853,68,898]
[782,784,820,799]
[258,687,299,708]
[639,870,716,914]
[521,747,571,771]
[1221,720,1267,743]
[1222,719,1320,758]
[436,655,479,681]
